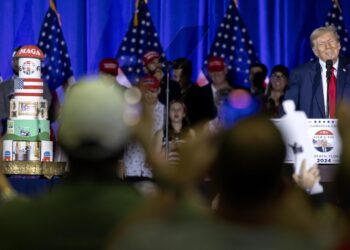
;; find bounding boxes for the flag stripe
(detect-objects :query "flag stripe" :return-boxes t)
[15,93,43,97]
[15,89,44,94]
[23,85,43,89]
[23,78,43,82]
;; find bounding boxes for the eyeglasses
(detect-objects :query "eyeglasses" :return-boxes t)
[271,74,286,79]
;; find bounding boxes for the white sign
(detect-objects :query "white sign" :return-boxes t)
[273,119,341,165]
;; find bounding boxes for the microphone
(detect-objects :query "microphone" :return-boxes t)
[325,59,333,118]
[326,59,333,80]
[161,61,174,68]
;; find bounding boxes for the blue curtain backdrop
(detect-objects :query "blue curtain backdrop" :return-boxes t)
[0,0,349,82]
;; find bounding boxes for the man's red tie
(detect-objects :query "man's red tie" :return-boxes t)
[329,67,336,118]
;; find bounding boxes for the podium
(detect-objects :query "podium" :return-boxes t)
[273,119,340,183]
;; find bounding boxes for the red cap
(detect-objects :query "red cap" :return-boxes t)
[99,58,119,76]
[140,75,160,90]
[143,51,160,65]
[15,45,45,60]
[207,56,225,72]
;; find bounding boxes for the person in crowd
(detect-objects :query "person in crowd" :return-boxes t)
[249,62,268,95]
[208,115,333,248]
[109,115,331,250]
[0,46,52,135]
[99,57,120,83]
[283,25,350,118]
[190,56,233,126]
[205,87,233,134]
[172,57,194,100]
[172,58,199,125]
[123,76,164,185]
[142,51,181,105]
[153,100,195,165]
[0,78,145,249]
[265,64,289,117]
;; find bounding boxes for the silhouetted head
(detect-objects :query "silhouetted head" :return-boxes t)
[58,77,138,179]
[213,115,286,208]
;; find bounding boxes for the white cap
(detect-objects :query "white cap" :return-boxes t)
[58,77,133,160]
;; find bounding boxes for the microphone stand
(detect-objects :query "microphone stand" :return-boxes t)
[325,60,333,119]
[326,69,331,119]
[164,63,171,161]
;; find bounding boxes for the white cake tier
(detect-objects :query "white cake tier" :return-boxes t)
[10,99,48,120]
[2,140,53,162]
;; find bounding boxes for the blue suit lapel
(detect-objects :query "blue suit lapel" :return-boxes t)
[311,62,326,118]
[336,58,349,104]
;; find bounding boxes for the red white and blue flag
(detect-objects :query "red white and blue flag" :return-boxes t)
[37,0,74,112]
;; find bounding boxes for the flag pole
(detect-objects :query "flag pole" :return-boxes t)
[333,0,342,13]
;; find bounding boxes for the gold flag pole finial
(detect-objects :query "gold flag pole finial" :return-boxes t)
[49,0,62,26]
[133,0,140,27]
[333,0,342,13]
[233,0,238,8]
[133,0,148,27]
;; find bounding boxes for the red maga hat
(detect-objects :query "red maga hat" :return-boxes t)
[207,56,225,72]
[143,51,160,65]
[99,58,119,76]
[140,75,160,90]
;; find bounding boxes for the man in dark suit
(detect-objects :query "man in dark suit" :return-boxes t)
[189,56,233,125]
[284,25,350,118]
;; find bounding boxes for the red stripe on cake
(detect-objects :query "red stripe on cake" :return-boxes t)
[15,93,43,97]
[23,78,43,82]
[23,85,44,89]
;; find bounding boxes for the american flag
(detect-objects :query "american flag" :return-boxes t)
[14,78,24,90]
[325,0,350,57]
[15,78,44,97]
[37,1,74,125]
[116,0,165,84]
[37,1,74,92]
[204,2,259,88]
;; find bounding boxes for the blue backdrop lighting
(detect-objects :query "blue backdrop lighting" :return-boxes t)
[0,0,349,82]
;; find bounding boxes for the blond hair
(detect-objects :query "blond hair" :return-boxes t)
[310,25,340,48]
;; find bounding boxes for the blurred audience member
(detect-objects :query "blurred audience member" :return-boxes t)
[331,102,350,249]
[209,115,331,247]
[108,115,329,250]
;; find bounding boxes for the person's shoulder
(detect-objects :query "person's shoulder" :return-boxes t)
[339,56,350,68]
[0,78,14,86]
[289,60,319,78]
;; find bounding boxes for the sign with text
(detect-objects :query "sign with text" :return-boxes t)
[273,119,341,165]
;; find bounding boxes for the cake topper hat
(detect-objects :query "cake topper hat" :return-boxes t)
[15,45,45,60]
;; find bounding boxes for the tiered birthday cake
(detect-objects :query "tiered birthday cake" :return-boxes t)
[2,45,53,162]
